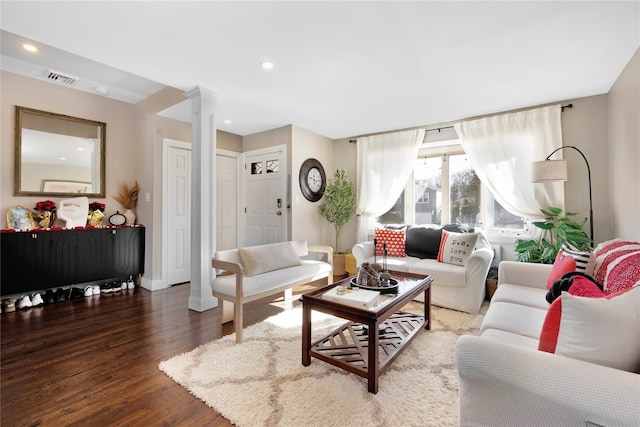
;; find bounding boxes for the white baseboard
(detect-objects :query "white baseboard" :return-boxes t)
[141,277,167,291]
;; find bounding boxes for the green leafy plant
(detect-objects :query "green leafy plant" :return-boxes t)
[320,169,356,253]
[515,206,592,264]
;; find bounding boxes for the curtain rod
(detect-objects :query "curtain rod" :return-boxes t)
[349,104,574,143]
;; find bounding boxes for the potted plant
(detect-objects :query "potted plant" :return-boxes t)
[320,169,356,276]
[515,206,592,263]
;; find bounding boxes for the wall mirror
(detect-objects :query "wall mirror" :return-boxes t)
[14,106,106,197]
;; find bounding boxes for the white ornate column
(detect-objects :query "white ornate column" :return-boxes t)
[185,86,219,312]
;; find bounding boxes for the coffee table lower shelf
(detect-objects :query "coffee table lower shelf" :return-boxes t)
[309,311,425,385]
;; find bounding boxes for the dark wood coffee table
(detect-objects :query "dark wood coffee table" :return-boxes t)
[301,271,432,393]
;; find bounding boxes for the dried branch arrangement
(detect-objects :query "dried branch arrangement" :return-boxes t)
[112,181,140,210]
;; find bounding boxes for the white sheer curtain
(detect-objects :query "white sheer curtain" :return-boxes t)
[356,129,425,242]
[454,105,564,222]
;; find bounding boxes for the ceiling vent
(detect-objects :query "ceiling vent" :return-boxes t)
[47,69,79,85]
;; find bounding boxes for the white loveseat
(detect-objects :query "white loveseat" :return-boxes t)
[212,240,333,343]
[352,226,494,314]
[455,258,640,426]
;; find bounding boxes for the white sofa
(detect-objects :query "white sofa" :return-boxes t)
[352,228,494,314]
[211,240,333,343]
[455,260,640,426]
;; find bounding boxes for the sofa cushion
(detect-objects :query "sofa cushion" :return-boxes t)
[409,258,466,287]
[480,301,547,339]
[539,277,626,355]
[555,286,640,372]
[593,239,640,293]
[374,228,406,257]
[480,328,540,349]
[238,242,301,276]
[546,253,577,289]
[491,283,550,310]
[404,225,443,259]
[437,230,478,266]
[558,242,595,276]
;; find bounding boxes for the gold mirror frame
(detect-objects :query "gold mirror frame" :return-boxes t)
[14,106,106,198]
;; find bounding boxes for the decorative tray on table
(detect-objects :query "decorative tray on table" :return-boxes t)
[350,278,399,294]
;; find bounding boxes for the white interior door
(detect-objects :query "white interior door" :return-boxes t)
[165,140,191,286]
[216,152,238,251]
[244,147,287,246]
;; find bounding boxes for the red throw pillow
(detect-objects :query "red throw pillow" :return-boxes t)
[538,276,617,353]
[374,228,406,257]
[546,253,577,289]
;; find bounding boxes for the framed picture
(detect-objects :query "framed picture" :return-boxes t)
[6,206,35,230]
[41,179,91,194]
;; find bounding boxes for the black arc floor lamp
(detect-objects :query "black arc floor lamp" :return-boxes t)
[531,145,594,242]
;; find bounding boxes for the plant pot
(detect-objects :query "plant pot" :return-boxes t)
[333,253,347,276]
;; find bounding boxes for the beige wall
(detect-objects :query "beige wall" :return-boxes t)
[291,125,335,249]
[1,71,137,218]
[608,47,639,241]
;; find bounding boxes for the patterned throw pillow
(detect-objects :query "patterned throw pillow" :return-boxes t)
[374,228,406,257]
[436,230,478,266]
[593,239,640,294]
[558,242,595,276]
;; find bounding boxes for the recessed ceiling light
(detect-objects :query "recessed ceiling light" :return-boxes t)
[224,119,231,124]
[59,157,66,161]
[261,61,274,70]
[22,43,38,53]
[77,147,85,151]
[95,87,109,96]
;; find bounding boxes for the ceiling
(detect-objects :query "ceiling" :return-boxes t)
[1,1,638,139]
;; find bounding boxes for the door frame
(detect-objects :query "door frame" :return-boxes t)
[216,148,243,250]
[162,138,191,289]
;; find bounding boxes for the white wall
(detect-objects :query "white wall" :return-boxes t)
[608,47,640,241]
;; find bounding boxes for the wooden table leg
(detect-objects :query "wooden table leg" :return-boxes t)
[302,304,311,366]
[367,320,379,393]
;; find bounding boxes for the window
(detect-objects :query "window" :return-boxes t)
[378,140,525,232]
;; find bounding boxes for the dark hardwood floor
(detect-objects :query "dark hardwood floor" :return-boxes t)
[1,280,335,426]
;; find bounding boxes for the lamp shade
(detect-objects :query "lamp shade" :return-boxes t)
[531,159,568,182]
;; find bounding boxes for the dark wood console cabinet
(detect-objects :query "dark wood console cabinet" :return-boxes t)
[1,226,145,296]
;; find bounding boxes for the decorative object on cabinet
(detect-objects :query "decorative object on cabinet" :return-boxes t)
[14,106,106,198]
[6,206,35,230]
[112,181,139,225]
[299,158,326,202]
[109,211,127,226]
[57,197,89,228]
[88,201,106,226]
[33,199,57,228]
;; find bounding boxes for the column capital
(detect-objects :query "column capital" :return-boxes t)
[184,86,222,101]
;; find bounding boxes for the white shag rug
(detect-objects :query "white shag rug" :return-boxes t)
[160,302,486,427]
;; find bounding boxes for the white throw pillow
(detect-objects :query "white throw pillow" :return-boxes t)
[238,242,301,276]
[437,230,478,266]
[555,286,640,372]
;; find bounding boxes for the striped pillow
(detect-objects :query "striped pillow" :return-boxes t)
[558,242,595,276]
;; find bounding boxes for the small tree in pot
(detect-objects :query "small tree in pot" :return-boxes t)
[320,169,356,275]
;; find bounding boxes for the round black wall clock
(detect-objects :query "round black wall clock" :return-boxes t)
[299,158,326,202]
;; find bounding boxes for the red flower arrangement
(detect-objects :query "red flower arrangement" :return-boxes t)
[35,200,56,212]
[89,202,106,212]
